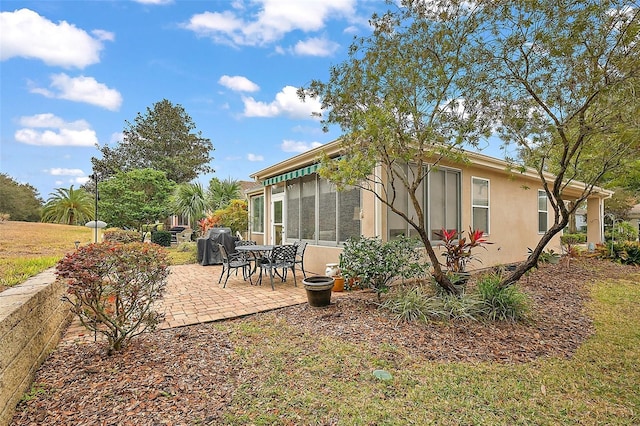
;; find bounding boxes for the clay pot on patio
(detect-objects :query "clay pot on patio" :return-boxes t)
[302,275,335,307]
[332,276,345,292]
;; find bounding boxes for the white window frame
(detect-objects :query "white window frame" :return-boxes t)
[538,189,548,234]
[250,194,265,234]
[471,177,490,235]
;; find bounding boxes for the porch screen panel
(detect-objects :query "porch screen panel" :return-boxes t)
[338,186,361,242]
[251,195,264,233]
[300,175,316,240]
[286,182,299,239]
[387,164,409,239]
[318,178,337,241]
[429,168,461,240]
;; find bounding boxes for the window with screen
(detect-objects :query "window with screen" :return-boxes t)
[472,177,489,234]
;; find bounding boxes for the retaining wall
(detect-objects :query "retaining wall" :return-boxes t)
[0,270,71,426]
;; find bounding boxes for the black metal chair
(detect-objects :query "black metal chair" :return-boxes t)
[218,244,252,287]
[257,244,297,290]
[293,241,308,279]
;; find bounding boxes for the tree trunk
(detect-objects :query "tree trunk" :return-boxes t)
[417,229,460,295]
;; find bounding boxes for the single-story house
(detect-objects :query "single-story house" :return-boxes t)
[247,140,612,276]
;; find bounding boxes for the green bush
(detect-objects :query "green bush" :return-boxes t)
[476,273,530,321]
[381,283,487,322]
[339,236,426,297]
[602,241,640,266]
[103,228,142,243]
[560,233,586,246]
[605,221,639,242]
[56,242,169,355]
[151,230,172,247]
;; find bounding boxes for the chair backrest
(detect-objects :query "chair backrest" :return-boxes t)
[271,244,297,264]
[295,241,307,257]
[218,243,229,262]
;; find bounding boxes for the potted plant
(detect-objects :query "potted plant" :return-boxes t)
[302,275,335,307]
[439,228,492,284]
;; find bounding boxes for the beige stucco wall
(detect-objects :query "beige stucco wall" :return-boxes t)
[249,154,608,275]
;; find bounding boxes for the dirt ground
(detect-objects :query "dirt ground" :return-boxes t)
[10,258,638,425]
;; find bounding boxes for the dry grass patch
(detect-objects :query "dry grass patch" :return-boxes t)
[0,221,93,289]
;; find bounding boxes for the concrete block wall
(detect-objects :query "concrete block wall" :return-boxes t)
[0,270,71,426]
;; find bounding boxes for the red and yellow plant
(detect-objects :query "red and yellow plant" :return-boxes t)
[439,227,492,273]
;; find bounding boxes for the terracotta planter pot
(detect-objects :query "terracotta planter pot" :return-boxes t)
[332,277,345,292]
[303,276,334,307]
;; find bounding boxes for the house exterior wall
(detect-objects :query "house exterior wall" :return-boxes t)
[249,143,610,275]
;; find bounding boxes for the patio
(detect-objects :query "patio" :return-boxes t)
[62,263,311,344]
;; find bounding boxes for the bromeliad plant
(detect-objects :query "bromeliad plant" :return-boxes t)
[439,227,492,273]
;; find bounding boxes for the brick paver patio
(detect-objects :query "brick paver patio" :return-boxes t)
[62,263,312,344]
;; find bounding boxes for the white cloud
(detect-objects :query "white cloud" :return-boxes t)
[47,168,85,176]
[293,37,339,56]
[75,176,91,185]
[242,86,322,119]
[247,153,264,161]
[281,139,323,153]
[182,0,356,47]
[15,113,98,147]
[109,132,124,144]
[30,73,122,111]
[0,8,109,68]
[219,75,260,92]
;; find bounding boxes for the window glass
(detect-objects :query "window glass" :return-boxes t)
[300,175,316,240]
[472,177,489,234]
[286,182,299,239]
[318,179,337,241]
[338,186,361,242]
[429,168,461,239]
[251,195,264,233]
[538,190,548,233]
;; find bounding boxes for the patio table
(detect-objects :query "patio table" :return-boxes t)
[235,245,275,281]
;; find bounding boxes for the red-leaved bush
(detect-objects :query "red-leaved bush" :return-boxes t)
[56,241,169,355]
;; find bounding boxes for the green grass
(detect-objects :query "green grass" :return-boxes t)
[0,256,62,287]
[218,276,640,425]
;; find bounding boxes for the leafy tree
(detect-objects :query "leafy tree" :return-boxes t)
[92,99,214,184]
[302,1,487,294]
[98,168,175,230]
[469,0,640,286]
[208,177,241,211]
[605,188,638,220]
[0,174,42,221]
[304,0,639,291]
[41,185,94,225]
[211,199,248,235]
[170,182,208,229]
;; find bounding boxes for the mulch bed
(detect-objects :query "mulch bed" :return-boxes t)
[10,258,637,425]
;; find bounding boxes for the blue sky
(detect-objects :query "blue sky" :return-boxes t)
[1,0,394,200]
[1,0,508,201]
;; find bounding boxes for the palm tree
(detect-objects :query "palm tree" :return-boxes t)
[208,177,241,211]
[41,185,94,225]
[171,182,207,229]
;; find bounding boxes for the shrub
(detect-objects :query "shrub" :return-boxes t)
[476,273,530,321]
[605,221,639,242]
[602,241,640,266]
[560,233,586,246]
[56,241,169,355]
[151,230,172,247]
[339,236,426,297]
[103,228,142,243]
[381,283,486,322]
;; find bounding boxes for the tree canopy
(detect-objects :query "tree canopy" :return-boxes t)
[92,99,214,184]
[208,177,242,211]
[98,168,175,229]
[303,0,640,292]
[0,174,42,222]
[41,185,94,225]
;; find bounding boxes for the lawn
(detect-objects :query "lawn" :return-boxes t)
[0,221,196,291]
